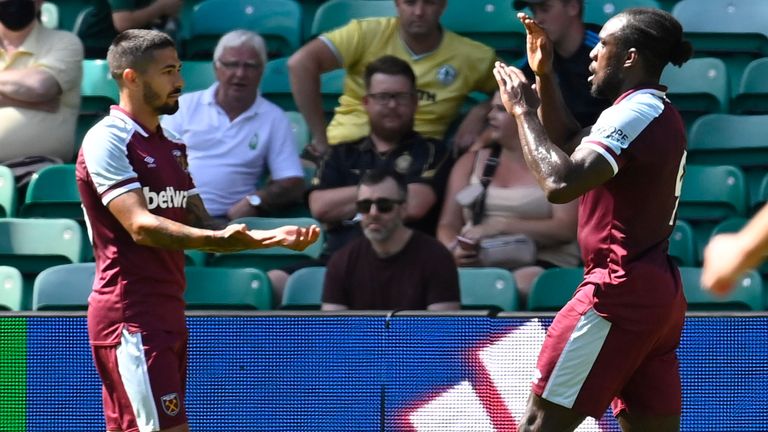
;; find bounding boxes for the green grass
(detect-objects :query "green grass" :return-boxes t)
[0,317,26,432]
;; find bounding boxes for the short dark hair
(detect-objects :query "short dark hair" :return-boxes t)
[107,29,176,83]
[363,55,416,91]
[359,167,408,199]
[614,8,693,75]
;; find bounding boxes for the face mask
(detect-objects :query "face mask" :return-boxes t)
[0,0,36,32]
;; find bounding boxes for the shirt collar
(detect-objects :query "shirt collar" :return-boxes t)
[110,105,151,137]
[613,85,668,105]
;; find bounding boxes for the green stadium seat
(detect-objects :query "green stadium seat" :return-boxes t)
[687,114,768,169]
[583,0,662,25]
[262,57,344,116]
[458,267,518,311]
[660,57,728,129]
[78,59,119,153]
[679,266,763,311]
[309,0,396,38]
[669,219,696,266]
[184,267,272,310]
[0,266,23,311]
[441,0,527,62]
[32,262,94,311]
[180,60,216,93]
[0,218,83,309]
[184,249,209,267]
[184,0,302,60]
[41,2,59,29]
[286,111,310,153]
[672,0,768,95]
[678,165,747,222]
[527,267,584,311]
[209,216,324,272]
[731,58,768,114]
[281,266,325,309]
[0,166,17,218]
[47,0,90,31]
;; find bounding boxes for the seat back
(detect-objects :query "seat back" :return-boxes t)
[32,262,95,311]
[441,0,526,62]
[0,218,82,274]
[679,266,763,311]
[281,266,325,309]
[0,266,24,311]
[583,0,662,25]
[660,57,729,128]
[262,58,344,115]
[184,267,272,310]
[310,0,396,37]
[731,58,768,114]
[688,114,768,168]
[180,60,216,93]
[20,164,82,220]
[0,165,17,218]
[678,165,747,222]
[209,217,324,271]
[185,0,302,59]
[527,267,584,311]
[286,111,310,154]
[41,2,59,28]
[458,267,518,311]
[669,219,697,266]
[78,59,119,151]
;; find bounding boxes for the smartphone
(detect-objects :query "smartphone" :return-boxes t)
[456,236,478,251]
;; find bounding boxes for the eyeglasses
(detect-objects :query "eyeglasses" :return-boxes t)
[355,198,405,214]
[366,92,415,105]
[216,60,262,71]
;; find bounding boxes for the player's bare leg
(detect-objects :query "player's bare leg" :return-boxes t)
[617,412,679,432]
[518,392,586,432]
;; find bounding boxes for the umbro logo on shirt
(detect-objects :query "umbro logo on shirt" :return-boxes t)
[144,156,156,168]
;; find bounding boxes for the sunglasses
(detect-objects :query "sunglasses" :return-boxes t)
[355,198,405,214]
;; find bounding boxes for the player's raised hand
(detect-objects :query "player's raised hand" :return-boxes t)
[518,13,554,77]
[258,225,321,252]
[493,62,540,116]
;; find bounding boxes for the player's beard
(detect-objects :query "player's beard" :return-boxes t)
[590,59,624,100]
[143,82,180,116]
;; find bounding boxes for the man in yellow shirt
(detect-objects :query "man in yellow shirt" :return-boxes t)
[288,0,497,158]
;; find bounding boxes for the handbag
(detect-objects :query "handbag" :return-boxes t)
[477,233,537,269]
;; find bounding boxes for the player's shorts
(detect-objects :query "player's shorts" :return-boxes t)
[92,328,188,432]
[532,283,686,419]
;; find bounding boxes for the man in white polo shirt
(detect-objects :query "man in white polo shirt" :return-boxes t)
[162,29,304,221]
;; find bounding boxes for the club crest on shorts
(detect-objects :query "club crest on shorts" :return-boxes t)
[436,64,457,86]
[161,392,180,416]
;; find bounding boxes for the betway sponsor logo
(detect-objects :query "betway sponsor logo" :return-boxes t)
[143,187,187,210]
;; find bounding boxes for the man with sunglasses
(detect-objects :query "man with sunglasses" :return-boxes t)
[162,30,304,223]
[322,168,460,311]
[267,55,451,303]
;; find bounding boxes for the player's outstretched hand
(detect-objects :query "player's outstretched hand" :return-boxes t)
[255,225,321,252]
[493,62,540,116]
[518,13,554,77]
[701,233,752,296]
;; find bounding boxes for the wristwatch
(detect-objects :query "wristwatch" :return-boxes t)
[246,194,262,207]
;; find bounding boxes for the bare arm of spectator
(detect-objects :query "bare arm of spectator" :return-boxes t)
[436,151,480,266]
[112,0,183,32]
[227,177,305,220]
[0,68,61,104]
[451,100,491,156]
[288,39,341,157]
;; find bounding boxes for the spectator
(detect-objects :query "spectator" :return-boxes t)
[269,55,451,302]
[78,0,183,58]
[514,0,610,130]
[162,29,304,222]
[323,168,460,311]
[288,0,497,158]
[437,91,579,303]
[0,0,83,171]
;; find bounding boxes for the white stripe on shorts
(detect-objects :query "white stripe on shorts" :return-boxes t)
[542,308,612,409]
[116,329,161,432]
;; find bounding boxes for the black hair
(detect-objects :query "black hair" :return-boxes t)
[359,167,408,199]
[363,55,417,91]
[614,8,693,74]
[107,29,176,83]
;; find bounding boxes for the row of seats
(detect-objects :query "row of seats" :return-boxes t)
[2,262,763,313]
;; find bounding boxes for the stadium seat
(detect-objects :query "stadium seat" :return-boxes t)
[458,267,518,311]
[262,57,344,116]
[527,267,584,311]
[0,266,23,311]
[41,2,59,29]
[731,58,768,114]
[583,0,662,25]
[78,59,119,153]
[309,0,396,38]
[32,262,94,311]
[672,0,768,95]
[678,165,747,222]
[184,267,272,310]
[669,219,697,266]
[687,114,768,169]
[209,217,324,272]
[286,111,310,154]
[679,266,763,311]
[184,0,302,60]
[660,57,729,129]
[180,60,216,93]
[19,164,82,220]
[184,249,209,267]
[281,266,325,309]
[441,0,527,62]
[0,165,17,218]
